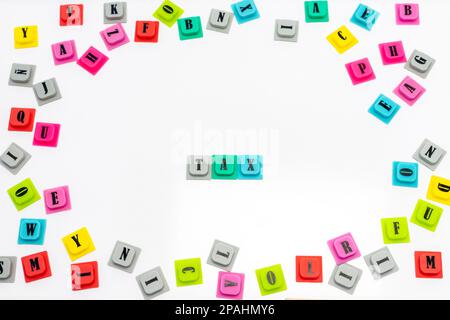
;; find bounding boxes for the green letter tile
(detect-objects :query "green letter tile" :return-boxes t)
[410,199,443,232]
[174,258,203,287]
[381,217,410,244]
[7,178,41,211]
[153,0,184,28]
[255,264,287,296]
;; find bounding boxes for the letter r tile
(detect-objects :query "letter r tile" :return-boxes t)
[327,232,361,264]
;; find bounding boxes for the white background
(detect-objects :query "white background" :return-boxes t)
[1,0,450,300]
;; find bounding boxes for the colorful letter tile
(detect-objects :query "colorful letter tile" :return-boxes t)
[255,264,287,296]
[379,41,406,65]
[14,26,38,49]
[108,241,141,273]
[405,50,435,79]
[177,17,203,41]
[52,40,78,65]
[153,0,184,27]
[33,122,61,148]
[296,256,323,283]
[21,251,52,283]
[327,233,361,264]
[206,9,234,34]
[396,3,420,25]
[212,155,238,180]
[326,25,358,54]
[0,143,32,175]
[135,21,159,42]
[60,4,83,26]
[44,186,71,214]
[33,78,62,106]
[77,46,109,76]
[274,20,299,43]
[381,217,410,244]
[18,219,46,245]
[186,155,211,180]
[345,58,376,85]
[426,176,450,206]
[100,23,130,50]
[413,139,446,171]
[8,63,36,87]
[136,267,170,299]
[368,94,400,124]
[392,161,418,188]
[62,227,96,261]
[329,263,362,294]
[0,257,17,283]
[7,178,41,211]
[217,271,245,300]
[207,240,239,271]
[231,0,260,24]
[174,258,203,287]
[394,76,426,106]
[415,251,442,278]
[8,108,36,132]
[104,2,127,24]
[350,4,380,31]
[71,261,99,291]
[238,155,263,180]
[364,247,399,280]
[410,199,443,232]
[304,1,329,23]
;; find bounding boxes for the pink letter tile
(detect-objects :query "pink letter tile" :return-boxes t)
[216,272,244,300]
[52,40,78,65]
[33,122,61,147]
[393,76,426,106]
[100,23,130,51]
[396,3,420,25]
[327,232,361,265]
[379,41,406,65]
[44,186,71,214]
[345,58,376,85]
[77,46,109,76]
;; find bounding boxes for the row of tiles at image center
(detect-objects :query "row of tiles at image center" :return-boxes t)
[2,148,448,214]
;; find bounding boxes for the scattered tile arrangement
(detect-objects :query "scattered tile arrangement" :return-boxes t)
[1,0,448,299]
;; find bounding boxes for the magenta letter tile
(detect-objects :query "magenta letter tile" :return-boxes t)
[216,272,245,300]
[100,23,130,51]
[396,3,420,25]
[393,76,426,106]
[327,232,361,265]
[77,46,109,76]
[345,58,376,85]
[52,40,78,65]
[379,41,407,65]
[44,186,72,214]
[33,122,61,147]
